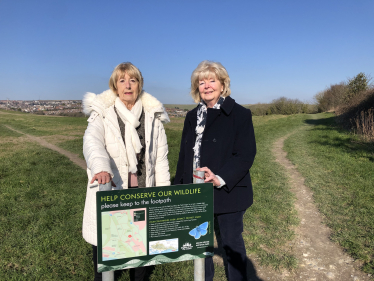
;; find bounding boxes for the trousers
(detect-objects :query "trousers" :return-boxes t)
[205,210,247,281]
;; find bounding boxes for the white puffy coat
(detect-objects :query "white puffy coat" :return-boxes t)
[82,89,170,245]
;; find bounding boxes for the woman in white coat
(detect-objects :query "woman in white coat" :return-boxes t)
[82,62,170,281]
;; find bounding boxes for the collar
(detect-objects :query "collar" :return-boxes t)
[82,90,169,123]
[219,96,235,115]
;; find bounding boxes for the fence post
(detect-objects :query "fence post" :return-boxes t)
[193,170,205,281]
[99,182,115,281]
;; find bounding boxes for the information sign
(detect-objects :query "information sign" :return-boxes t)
[96,183,214,272]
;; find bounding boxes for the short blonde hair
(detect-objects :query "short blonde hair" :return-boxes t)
[109,62,144,95]
[190,60,231,103]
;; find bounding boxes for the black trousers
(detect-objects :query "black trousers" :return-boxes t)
[92,245,146,281]
[205,210,247,281]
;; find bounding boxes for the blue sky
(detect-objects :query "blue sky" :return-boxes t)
[0,0,373,104]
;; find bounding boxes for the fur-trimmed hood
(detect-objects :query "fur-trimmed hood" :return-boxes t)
[82,89,169,123]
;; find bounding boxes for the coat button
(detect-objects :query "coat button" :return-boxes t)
[139,135,143,139]
[141,147,145,152]
[213,138,217,142]
[137,171,142,176]
[139,160,144,164]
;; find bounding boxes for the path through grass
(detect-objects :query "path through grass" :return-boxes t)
[284,113,374,275]
[3,110,371,279]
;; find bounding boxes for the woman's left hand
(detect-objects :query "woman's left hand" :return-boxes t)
[197,167,221,186]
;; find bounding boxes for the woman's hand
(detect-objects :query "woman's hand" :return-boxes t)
[90,171,116,187]
[197,167,221,186]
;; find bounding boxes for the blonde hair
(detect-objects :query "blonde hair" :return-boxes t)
[190,60,231,103]
[109,62,144,95]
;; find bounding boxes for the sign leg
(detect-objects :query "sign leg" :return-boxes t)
[193,170,206,281]
[194,258,205,281]
[102,271,114,281]
[100,183,114,281]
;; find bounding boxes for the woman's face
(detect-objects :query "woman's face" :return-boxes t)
[117,73,139,106]
[198,74,223,108]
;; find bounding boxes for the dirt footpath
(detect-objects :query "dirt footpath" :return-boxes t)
[266,133,370,281]
[5,125,86,170]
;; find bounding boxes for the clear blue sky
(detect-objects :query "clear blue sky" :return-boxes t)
[0,0,373,104]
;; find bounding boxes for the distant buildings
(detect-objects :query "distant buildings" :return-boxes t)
[165,107,188,117]
[0,100,189,117]
[0,100,82,115]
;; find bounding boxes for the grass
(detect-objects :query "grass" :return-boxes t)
[58,138,85,159]
[0,111,307,280]
[2,110,373,279]
[0,124,23,137]
[164,104,196,110]
[284,113,374,275]
[245,114,309,269]
[0,143,92,280]
[0,109,87,136]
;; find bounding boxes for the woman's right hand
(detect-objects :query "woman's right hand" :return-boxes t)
[90,171,116,187]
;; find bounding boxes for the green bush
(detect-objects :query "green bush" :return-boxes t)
[314,72,371,113]
[345,72,370,102]
[247,103,272,116]
[268,97,308,115]
[315,83,346,112]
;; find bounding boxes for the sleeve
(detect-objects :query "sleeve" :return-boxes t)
[154,120,171,186]
[217,109,256,192]
[215,175,225,188]
[83,112,114,178]
[173,116,190,184]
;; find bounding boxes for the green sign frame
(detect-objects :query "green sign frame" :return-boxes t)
[96,183,214,272]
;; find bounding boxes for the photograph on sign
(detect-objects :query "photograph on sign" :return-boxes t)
[96,183,214,272]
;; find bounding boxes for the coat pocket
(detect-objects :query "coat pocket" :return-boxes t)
[106,142,120,158]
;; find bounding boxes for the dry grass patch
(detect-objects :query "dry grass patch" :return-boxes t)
[0,137,33,158]
[42,135,81,145]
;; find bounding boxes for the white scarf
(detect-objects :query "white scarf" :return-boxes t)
[115,97,143,173]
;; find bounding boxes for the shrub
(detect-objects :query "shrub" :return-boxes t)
[314,82,346,112]
[269,97,306,115]
[248,103,272,116]
[248,99,314,116]
[336,88,374,140]
[345,72,371,102]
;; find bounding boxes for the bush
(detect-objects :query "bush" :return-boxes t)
[336,88,374,140]
[314,82,346,112]
[247,103,272,116]
[268,97,308,115]
[345,72,371,102]
[248,99,315,116]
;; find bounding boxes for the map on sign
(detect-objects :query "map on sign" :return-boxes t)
[149,238,179,255]
[101,208,147,261]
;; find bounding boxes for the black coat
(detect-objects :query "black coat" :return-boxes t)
[174,96,256,214]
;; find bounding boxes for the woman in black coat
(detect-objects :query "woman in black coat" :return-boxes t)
[174,60,256,281]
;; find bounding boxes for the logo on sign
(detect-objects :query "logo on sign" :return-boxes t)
[181,243,193,250]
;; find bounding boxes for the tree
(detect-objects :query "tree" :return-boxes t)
[345,72,370,101]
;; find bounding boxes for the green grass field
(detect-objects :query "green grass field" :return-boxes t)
[164,104,197,110]
[1,110,373,279]
[284,113,374,275]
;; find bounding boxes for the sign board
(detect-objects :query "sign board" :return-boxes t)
[96,183,214,272]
